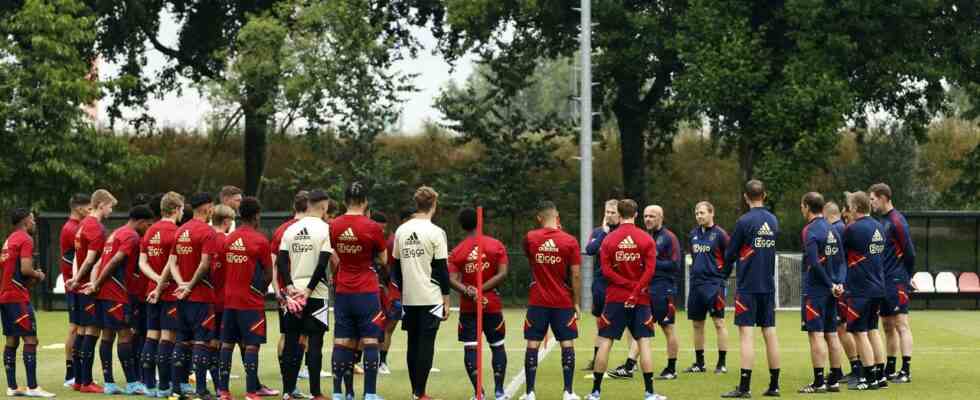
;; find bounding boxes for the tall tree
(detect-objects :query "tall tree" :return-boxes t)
[674,0,949,205]
[91,0,440,195]
[426,1,689,204]
[0,0,155,210]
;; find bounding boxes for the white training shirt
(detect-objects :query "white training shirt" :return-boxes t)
[279,216,333,299]
[393,217,449,306]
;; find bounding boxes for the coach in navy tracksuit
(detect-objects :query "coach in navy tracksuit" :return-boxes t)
[584,199,620,370]
[685,201,730,375]
[721,180,781,398]
[841,191,888,390]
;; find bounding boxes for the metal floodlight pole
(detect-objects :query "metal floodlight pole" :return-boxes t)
[578,0,594,311]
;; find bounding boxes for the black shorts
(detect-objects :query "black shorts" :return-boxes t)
[130,297,147,335]
[176,301,219,341]
[401,305,443,334]
[97,300,133,330]
[591,280,606,317]
[524,306,578,342]
[74,294,99,327]
[281,298,329,335]
[221,309,267,346]
[66,293,78,325]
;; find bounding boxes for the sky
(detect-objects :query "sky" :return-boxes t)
[97,12,475,134]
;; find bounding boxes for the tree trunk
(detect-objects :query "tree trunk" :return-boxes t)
[737,139,756,212]
[614,105,650,206]
[243,89,270,196]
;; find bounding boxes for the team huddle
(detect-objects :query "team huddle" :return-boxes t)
[0,179,917,400]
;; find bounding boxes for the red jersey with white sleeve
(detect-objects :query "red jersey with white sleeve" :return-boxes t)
[0,230,34,304]
[330,215,387,295]
[448,235,508,313]
[524,227,582,308]
[223,225,273,310]
[141,220,179,301]
[599,222,657,305]
[95,226,141,303]
[174,219,216,303]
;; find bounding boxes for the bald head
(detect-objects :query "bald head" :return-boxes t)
[825,201,841,223]
[643,205,664,231]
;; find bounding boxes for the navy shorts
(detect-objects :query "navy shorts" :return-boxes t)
[97,300,132,330]
[801,296,837,333]
[734,293,776,328]
[146,302,163,331]
[687,284,726,321]
[0,303,36,337]
[591,280,606,317]
[844,296,882,333]
[177,301,219,341]
[649,285,677,326]
[221,309,267,345]
[281,298,329,335]
[74,294,99,327]
[524,306,578,342]
[458,312,506,345]
[66,292,78,325]
[130,297,147,334]
[160,301,181,332]
[880,282,910,317]
[334,293,384,340]
[598,302,654,340]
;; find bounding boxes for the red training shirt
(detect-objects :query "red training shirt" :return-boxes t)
[330,215,386,295]
[141,220,179,301]
[60,218,81,286]
[524,227,582,308]
[223,225,273,310]
[174,219,216,303]
[74,216,107,292]
[599,223,657,305]
[0,230,34,304]
[95,226,141,304]
[448,235,508,313]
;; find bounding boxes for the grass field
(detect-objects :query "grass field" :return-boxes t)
[21,310,980,399]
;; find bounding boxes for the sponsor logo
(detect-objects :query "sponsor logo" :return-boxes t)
[149,231,161,245]
[405,232,421,246]
[230,238,246,251]
[337,243,364,254]
[615,251,640,262]
[178,230,191,243]
[147,246,165,257]
[692,243,712,253]
[870,229,885,254]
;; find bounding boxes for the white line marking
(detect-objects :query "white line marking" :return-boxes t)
[504,334,557,400]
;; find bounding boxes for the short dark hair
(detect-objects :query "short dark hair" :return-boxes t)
[617,199,638,219]
[133,193,152,207]
[188,192,213,209]
[802,192,825,214]
[179,207,194,226]
[239,196,262,221]
[294,190,310,213]
[458,208,478,231]
[148,193,164,219]
[745,179,766,201]
[868,183,892,201]
[325,199,341,217]
[345,182,368,205]
[370,211,388,225]
[308,189,329,205]
[129,205,155,220]
[69,193,91,209]
[9,208,31,226]
[536,201,557,216]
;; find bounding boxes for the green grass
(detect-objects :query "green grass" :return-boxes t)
[21,310,980,399]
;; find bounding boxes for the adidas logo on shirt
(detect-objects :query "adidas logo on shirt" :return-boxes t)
[296,227,311,240]
[467,247,480,261]
[826,230,837,244]
[405,232,421,245]
[149,231,161,245]
[538,239,559,253]
[872,229,884,242]
[230,238,246,252]
[340,228,358,241]
[758,222,774,236]
[178,230,191,243]
[618,235,637,249]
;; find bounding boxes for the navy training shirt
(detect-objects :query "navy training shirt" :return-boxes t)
[649,226,681,288]
[801,217,841,298]
[831,220,847,284]
[879,209,916,284]
[842,216,886,298]
[725,206,779,294]
[585,224,618,285]
[688,224,730,287]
